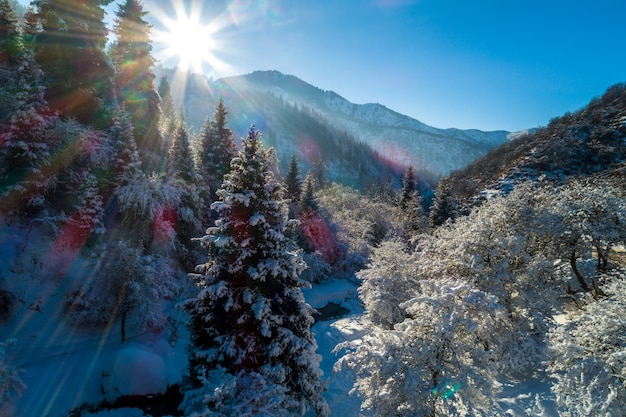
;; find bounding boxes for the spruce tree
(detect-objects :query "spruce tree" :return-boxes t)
[157,75,176,133]
[0,0,20,122]
[398,165,425,235]
[285,153,303,203]
[299,171,318,213]
[109,107,141,185]
[0,13,56,215]
[111,0,162,172]
[167,117,195,184]
[34,0,115,127]
[0,0,19,63]
[429,176,458,228]
[197,98,237,200]
[182,125,329,417]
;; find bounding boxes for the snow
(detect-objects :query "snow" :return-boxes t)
[1,224,558,417]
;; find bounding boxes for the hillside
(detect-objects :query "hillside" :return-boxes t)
[157,68,513,179]
[445,83,626,205]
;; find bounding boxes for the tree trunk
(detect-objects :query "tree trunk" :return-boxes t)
[570,252,590,292]
[121,307,128,343]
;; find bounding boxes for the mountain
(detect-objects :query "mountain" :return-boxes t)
[157,68,513,181]
[445,82,626,206]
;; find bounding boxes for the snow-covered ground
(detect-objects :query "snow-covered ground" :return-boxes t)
[1,225,558,417]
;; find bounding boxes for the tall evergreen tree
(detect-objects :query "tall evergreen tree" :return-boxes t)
[157,74,175,132]
[299,171,318,213]
[429,176,458,228]
[33,0,115,127]
[109,107,141,185]
[111,0,162,172]
[285,152,302,203]
[0,12,56,215]
[0,0,21,122]
[399,165,425,235]
[21,5,39,39]
[182,125,329,417]
[0,0,19,63]
[167,117,194,184]
[197,98,237,200]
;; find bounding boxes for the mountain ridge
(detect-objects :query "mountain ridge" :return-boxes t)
[156,67,515,178]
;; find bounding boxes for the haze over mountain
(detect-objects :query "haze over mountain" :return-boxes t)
[158,68,515,179]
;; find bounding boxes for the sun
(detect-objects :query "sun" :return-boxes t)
[154,9,224,73]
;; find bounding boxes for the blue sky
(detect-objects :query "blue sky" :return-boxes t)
[17,0,626,132]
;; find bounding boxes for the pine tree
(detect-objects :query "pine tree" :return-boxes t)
[0,14,57,215]
[109,107,141,185]
[0,0,19,60]
[21,6,39,39]
[429,176,458,228]
[167,117,195,184]
[0,0,21,122]
[110,0,162,172]
[157,74,175,133]
[34,0,115,127]
[299,171,318,212]
[197,98,237,200]
[182,125,329,417]
[398,165,425,236]
[285,153,302,203]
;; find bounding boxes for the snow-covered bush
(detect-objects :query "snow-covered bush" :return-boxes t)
[316,183,402,274]
[413,182,564,371]
[357,238,419,328]
[299,251,332,284]
[63,242,180,339]
[337,279,511,417]
[547,271,626,416]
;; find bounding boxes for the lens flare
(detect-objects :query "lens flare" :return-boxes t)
[432,380,461,400]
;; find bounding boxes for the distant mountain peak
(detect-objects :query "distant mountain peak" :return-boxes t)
[155,66,512,179]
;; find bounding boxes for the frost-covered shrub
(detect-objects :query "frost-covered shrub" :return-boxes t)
[63,242,181,339]
[357,239,419,328]
[337,279,511,417]
[180,365,295,417]
[316,183,402,274]
[547,271,626,417]
[299,251,332,283]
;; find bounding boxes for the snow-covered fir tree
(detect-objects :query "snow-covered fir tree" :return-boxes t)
[34,0,115,127]
[197,97,237,200]
[429,176,458,228]
[110,0,162,172]
[167,117,195,184]
[0,0,21,123]
[157,74,176,134]
[109,107,141,185]
[398,164,425,237]
[0,13,57,216]
[182,125,329,417]
[285,152,303,203]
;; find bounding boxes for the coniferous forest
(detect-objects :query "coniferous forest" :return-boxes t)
[1,1,626,416]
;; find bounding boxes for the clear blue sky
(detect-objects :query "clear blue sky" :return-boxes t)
[18,0,626,132]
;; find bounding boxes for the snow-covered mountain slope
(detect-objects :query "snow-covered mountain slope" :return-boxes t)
[446,82,626,206]
[158,68,514,178]
[216,70,512,177]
